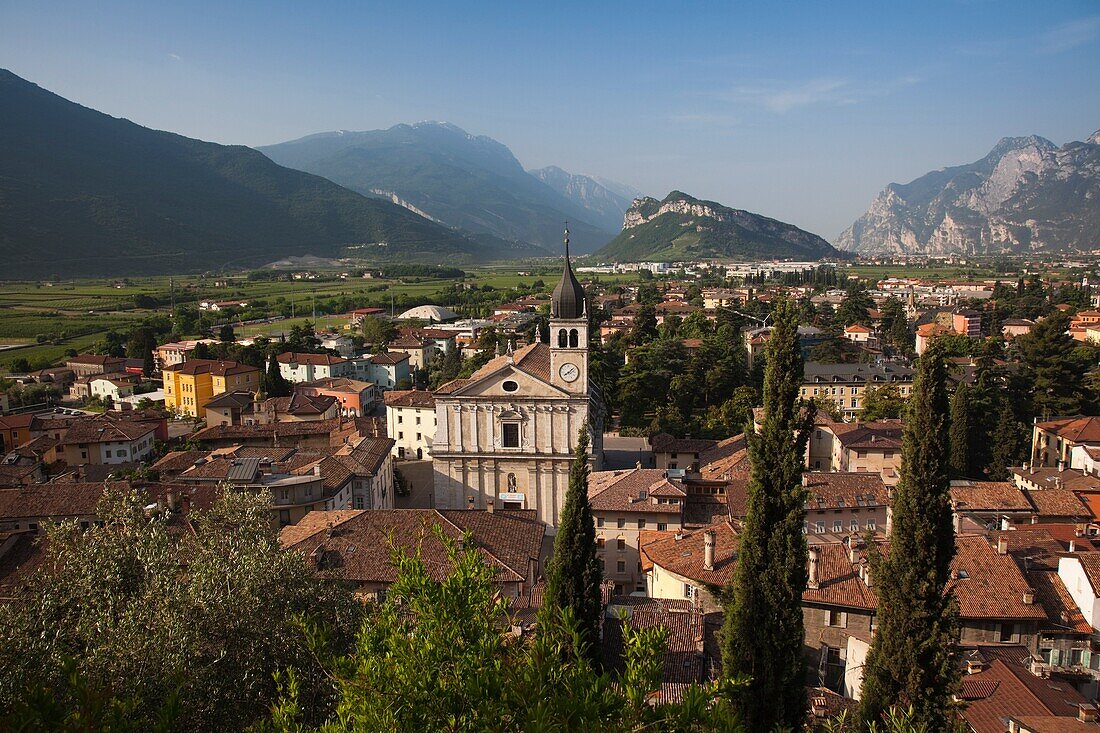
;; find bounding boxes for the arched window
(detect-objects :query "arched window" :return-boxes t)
[569,329,579,348]
[558,329,568,348]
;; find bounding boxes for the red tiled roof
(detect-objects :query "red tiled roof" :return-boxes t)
[281,509,543,585]
[163,359,259,377]
[951,536,1047,620]
[804,472,888,509]
[698,434,750,481]
[802,542,879,610]
[588,469,685,514]
[640,522,738,586]
[1024,488,1090,518]
[1026,570,1093,634]
[383,390,436,408]
[960,659,1087,733]
[276,352,348,366]
[951,482,1032,512]
[0,482,126,520]
[1035,417,1100,445]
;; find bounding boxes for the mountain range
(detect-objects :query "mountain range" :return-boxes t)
[0,70,539,277]
[260,123,631,254]
[597,191,839,262]
[838,131,1100,256]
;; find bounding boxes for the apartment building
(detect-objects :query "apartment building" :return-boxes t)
[163,359,260,417]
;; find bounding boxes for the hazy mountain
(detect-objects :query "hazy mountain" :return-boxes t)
[597,191,839,262]
[260,122,615,253]
[838,131,1100,255]
[528,166,636,232]
[0,70,531,278]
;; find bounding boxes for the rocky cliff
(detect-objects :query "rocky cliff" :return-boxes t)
[838,131,1100,255]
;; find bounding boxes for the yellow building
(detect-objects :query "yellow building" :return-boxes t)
[163,359,260,417]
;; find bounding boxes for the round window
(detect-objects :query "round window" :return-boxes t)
[502,380,519,392]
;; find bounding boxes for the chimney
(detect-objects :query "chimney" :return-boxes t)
[166,490,177,511]
[703,530,716,571]
[966,658,985,675]
[808,545,820,589]
[467,495,475,510]
[1023,590,1035,605]
[180,493,191,513]
[486,499,494,514]
[1079,703,1098,722]
[456,536,465,552]
[997,535,1008,555]
[1069,539,1077,553]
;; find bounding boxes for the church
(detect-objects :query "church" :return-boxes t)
[430,232,604,529]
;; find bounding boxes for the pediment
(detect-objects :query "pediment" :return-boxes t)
[450,363,568,398]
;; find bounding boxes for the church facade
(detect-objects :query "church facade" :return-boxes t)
[430,233,604,530]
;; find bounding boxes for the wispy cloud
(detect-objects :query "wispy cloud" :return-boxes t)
[1039,15,1100,54]
[720,75,920,113]
[167,52,182,62]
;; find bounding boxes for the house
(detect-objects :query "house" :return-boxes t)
[1002,318,1036,340]
[803,472,888,537]
[810,420,904,485]
[162,359,261,417]
[648,433,716,471]
[254,394,339,424]
[203,390,257,427]
[951,481,1035,530]
[89,376,136,403]
[0,481,127,532]
[64,354,126,378]
[588,468,687,594]
[1032,417,1100,469]
[154,339,219,370]
[384,390,436,459]
[953,308,983,338]
[364,352,411,389]
[641,521,737,613]
[0,414,34,453]
[843,324,874,343]
[294,377,379,417]
[56,416,157,466]
[958,659,1095,733]
[277,352,354,383]
[800,363,914,421]
[280,507,545,599]
[916,322,953,355]
[189,417,351,450]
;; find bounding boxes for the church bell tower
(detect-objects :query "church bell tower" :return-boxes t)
[549,227,589,395]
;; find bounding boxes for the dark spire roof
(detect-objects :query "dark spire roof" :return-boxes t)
[551,226,586,320]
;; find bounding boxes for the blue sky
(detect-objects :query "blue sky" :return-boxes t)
[2,0,1099,239]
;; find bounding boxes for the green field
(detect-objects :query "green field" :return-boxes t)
[0,265,632,371]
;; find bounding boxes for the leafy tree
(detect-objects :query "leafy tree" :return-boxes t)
[360,316,397,346]
[721,297,813,731]
[9,357,31,373]
[988,401,1026,480]
[264,353,292,397]
[836,285,873,327]
[879,296,911,351]
[428,347,462,390]
[219,323,236,342]
[860,346,960,731]
[810,394,844,422]
[629,304,658,345]
[261,529,745,732]
[192,341,213,359]
[859,384,906,421]
[0,487,358,732]
[545,427,603,664]
[948,384,972,477]
[699,386,759,439]
[1015,310,1096,419]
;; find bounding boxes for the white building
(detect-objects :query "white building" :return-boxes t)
[384,390,436,459]
[277,352,354,383]
[430,232,604,529]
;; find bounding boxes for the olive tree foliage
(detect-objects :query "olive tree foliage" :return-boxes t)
[260,530,746,733]
[0,486,360,732]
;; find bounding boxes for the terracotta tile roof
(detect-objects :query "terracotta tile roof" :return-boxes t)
[203,390,256,410]
[951,536,1047,620]
[804,472,888,509]
[66,354,124,366]
[802,542,879,611]
[992,527,1088,570]
[191,417,345,442]
[1074,552,1100,595]
[1025,488,1090,519]
[433,378,472,395]
[1007,716,1100,733]
[383,390,436,408]
[1026,570,1093,634]
[1035,417,1100,444]
[369,351,410,366]
[952,482,1033,512]
[1076,493,1100,521]
[151,450,208,475]
[601,598,709,703]
[588,469,685,514]
[1013,467,1100,493]
[960,659,1087,733]
[682,493,730,528]
[276,352,348,366]
[0,481,126,520]
[640,522,738,586]
[281,509,543,585]
[259,393,337,416]
[0,530,46,596]
[162,359,259,377]
[333,437,394,477]
[698,434,750,481]
[297,377,376,393]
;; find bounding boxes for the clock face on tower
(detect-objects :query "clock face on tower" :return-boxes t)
[558,362,580,383]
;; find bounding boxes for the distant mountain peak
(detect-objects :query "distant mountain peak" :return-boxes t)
[837,131,1100,255]
[1089,129,1100,145]
[599,190,837,262]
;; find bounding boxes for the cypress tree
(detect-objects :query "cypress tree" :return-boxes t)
[545,426,603,663]
[860,345,959,731]
[721,297,812,731]
[988,400,1024,481]
[264,354,291,398]
[948,383,971,477]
